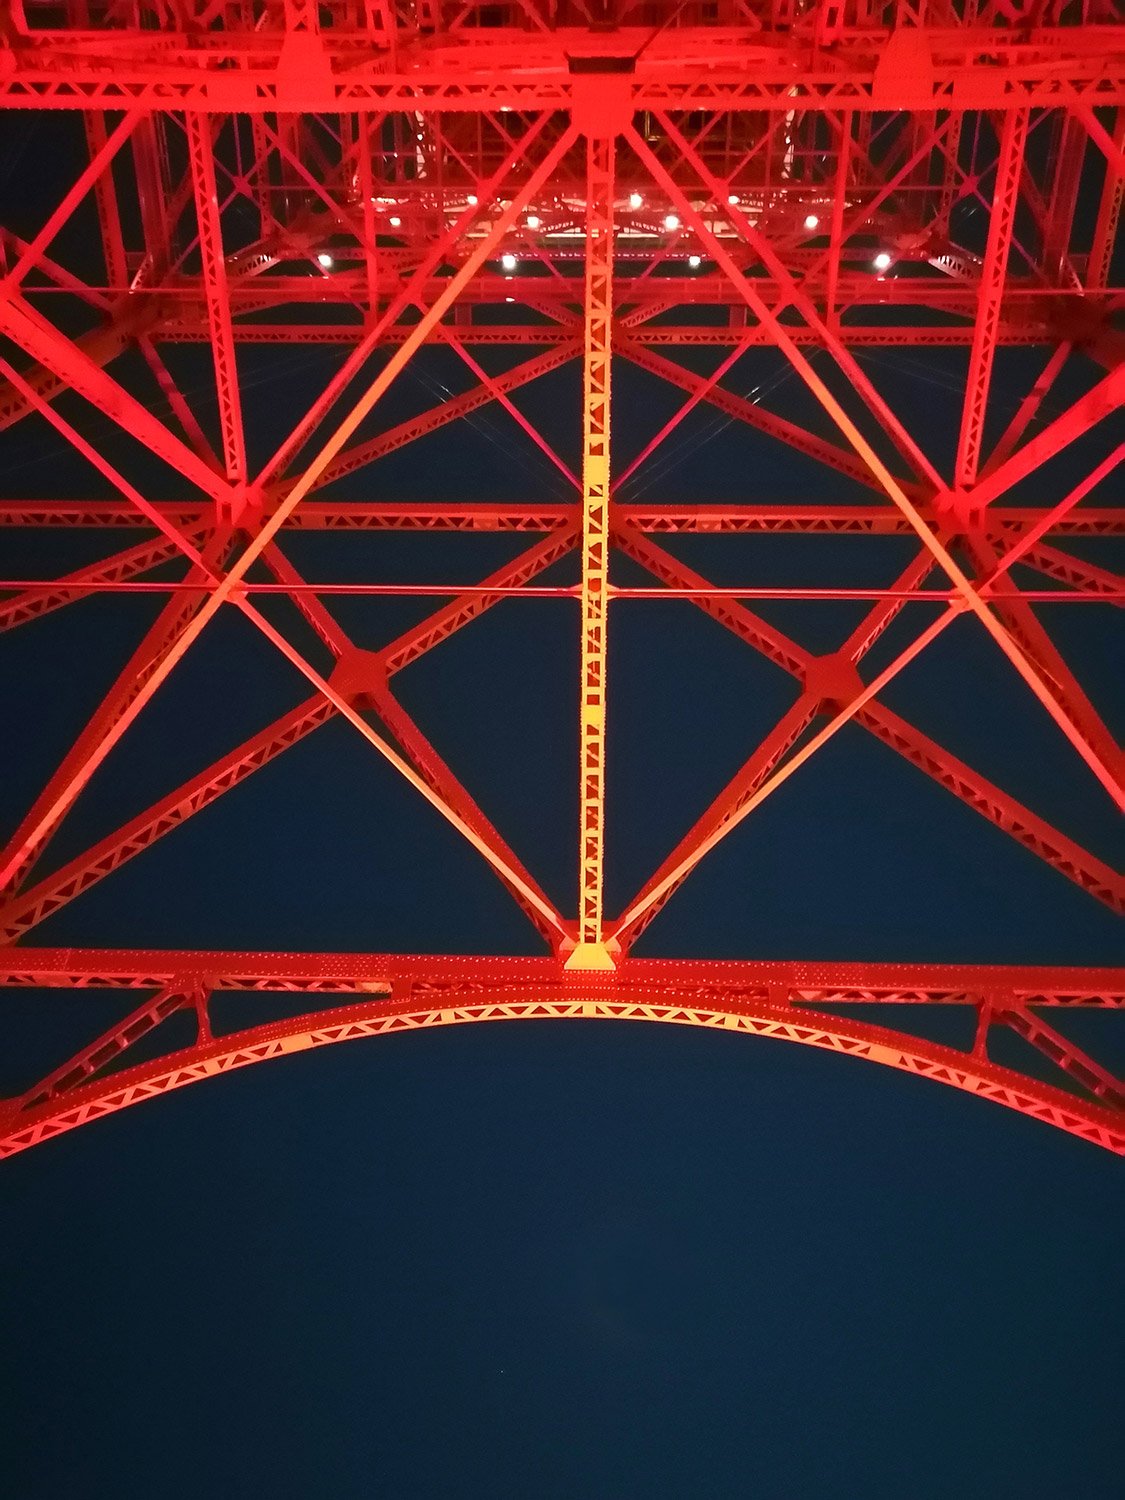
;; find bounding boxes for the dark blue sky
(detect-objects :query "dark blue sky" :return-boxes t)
[1,110,1123,1500]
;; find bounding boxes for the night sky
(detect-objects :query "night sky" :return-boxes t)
[1,111,1123,1499]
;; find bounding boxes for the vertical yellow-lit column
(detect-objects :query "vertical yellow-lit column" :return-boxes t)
[566,111,617,972]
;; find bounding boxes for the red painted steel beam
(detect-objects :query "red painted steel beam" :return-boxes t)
[1,981,1122,1160]
[612,533,1125,920]
[185,111,249,510]
[12,984,205,1116]
[0,698,337,946]
[967,360,1125,511]
[3,503,1123,537]
[3,951,1120,1003]
[0,295,236,506]
[955,108,1029,490]
[148,320,1062,350]
[0,297,159,432]
[0,532,578,946]
[2,28,1123,111]
[612,695,820,949]
[3,108,139,289]
[82,111,129,291]
[2,580,1119,605]
[0,119,580,897]
[853,702,1125,918]
[628,123,1125,808]
[962,529,1125,791]
[0,530,208,635]
[261,344,580,506]
[0,531,237,901]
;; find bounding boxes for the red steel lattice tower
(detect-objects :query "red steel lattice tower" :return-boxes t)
[0,0,1123,1157]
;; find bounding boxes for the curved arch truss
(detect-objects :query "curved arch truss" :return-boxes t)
[1,953,1123,1158]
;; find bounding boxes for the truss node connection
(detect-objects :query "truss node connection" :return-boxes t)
[0,2,1122,1154]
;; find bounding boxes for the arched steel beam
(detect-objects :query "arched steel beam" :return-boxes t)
[2,989,1122,1160]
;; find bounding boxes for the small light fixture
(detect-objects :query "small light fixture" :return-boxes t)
[467,194,479,206]
[804,213,819,230]
[628,192,643,209]
[526,215,540,230]
[727,193,740,206]
[317,252,333,268]
[389,216,401,227]
[501,253,518,271]
[505,296,515,303]
[664,213,680,231]
[688,254,702,268]
[873,251,892,270]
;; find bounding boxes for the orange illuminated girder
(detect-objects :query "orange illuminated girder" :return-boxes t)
[0,4,1122,1155]
[568,130,616,972]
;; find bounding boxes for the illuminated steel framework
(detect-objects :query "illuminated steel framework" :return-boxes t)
[0,0,1123,1157]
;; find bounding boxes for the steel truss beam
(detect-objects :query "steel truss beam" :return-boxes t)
[2,25,1124,111]
[3,503,1124,538]
[0,21,1122,1156]
[0,954,1122,1160]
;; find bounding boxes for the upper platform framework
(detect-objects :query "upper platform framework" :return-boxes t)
[0,0,1122,1156]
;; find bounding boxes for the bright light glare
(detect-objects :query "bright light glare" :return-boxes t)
[317,252,333,268]
[873,251,892,270]
[505,296,515,303]
[663,213,680,231]
[501,253,518,271]
[389,216,401,227]
[628,192,643,209]
[688,255,702,268]
[526,215,541,229]
[727,193,740,206]
[467,194,479,206]
[804,213,819,230]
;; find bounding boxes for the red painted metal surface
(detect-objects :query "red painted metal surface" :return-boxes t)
[0,2,1122,1152]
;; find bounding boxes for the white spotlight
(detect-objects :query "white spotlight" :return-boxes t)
[628,192,643,209]
[505,296,515,303]
[317,252,333,268]
[467,194,479,206]
[526,215,541,230]
[501,253,518,271]
[873,251,892,270]
[663,213,680,231]
[688,254,702,268]
[804,213,820,230]
[727,193,740,206]
[389,216,401,227]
